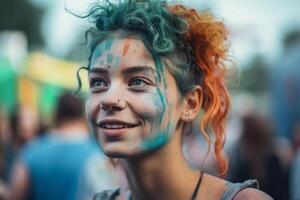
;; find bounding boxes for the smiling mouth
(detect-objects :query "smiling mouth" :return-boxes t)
[100,123,137,129]
[97,121,139,137]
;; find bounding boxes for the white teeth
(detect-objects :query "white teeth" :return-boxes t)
[101,123,134,129]
[112,124,118,128]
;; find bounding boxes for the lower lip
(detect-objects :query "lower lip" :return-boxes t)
[98,126,138,137]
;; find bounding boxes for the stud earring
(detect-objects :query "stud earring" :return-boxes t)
[185,113,191,121]
[100,103,104,109]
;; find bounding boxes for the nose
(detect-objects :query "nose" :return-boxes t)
[100,85,127,112]
[100,99,126,112]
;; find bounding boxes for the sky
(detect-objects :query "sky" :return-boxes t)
[32,0,300,66]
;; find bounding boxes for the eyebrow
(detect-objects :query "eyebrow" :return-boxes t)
[89,66,157,76]
[89,68,108,74]
[122,66,156,75]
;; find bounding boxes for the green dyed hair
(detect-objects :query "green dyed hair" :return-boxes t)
[84,0,202,94]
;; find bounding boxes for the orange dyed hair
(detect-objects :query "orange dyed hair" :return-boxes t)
[168,5,231,177]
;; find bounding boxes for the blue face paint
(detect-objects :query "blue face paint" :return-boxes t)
[91,45,104,67]
[107,53,114,64]
[90,38,115,68]
[155,88,167,123]
[141,123,173,150]
[105,38,114,51]
[152,54,163,83]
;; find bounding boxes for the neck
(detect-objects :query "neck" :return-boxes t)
[121,131,201,200]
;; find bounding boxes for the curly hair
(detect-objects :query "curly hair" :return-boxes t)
[83,0,231,177]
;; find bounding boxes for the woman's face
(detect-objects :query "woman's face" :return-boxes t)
[86,35,185,157]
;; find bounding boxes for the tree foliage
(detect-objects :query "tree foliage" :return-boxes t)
[0,0,44,48]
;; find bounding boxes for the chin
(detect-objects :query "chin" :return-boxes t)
[101,142,137,158]
[102,145,166,161]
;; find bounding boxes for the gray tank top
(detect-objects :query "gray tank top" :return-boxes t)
[220,179,259,200]
[92,179,259,200]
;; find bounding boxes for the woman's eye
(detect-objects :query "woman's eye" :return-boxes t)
[128,78,149,88]
[90,79,108,90]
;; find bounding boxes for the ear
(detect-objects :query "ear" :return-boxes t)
[181,85,202,122]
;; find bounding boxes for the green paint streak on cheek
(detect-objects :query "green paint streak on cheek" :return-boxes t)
[156,88,167,123]
[153,55,167,105]
[141,123,173,150]
[141,134,168,150]
[153,55,162,83]
[152,54,168,94]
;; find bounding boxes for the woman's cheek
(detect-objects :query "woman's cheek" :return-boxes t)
[128,91,164,121]
[85,94,99,125]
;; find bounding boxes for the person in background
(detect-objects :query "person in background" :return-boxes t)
[227,114,288,200]
[8,92,116,200]
[270,29,300,200]
[290,121,300,200]
[0,108,10,199]
[2,105,43,184]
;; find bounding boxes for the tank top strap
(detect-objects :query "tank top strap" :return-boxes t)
[220,179,259,200]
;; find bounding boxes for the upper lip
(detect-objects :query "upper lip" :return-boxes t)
[97,119,139,127]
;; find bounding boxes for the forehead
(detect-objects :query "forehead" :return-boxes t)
[90,35,155,69]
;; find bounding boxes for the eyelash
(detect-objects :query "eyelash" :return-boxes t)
[128,77,151,89]
[89,77,152,92]
[89,78,109,91]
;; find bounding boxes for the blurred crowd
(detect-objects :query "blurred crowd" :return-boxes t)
[2,99,300,200]
[184,29,300,200]
[1,1,300,199]
[0,92,121,200]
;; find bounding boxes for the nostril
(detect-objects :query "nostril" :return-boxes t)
[100,102,125,112]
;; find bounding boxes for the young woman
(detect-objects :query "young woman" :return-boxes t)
[80,0,273,199]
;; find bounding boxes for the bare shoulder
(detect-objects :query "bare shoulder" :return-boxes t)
[233,188,273,200]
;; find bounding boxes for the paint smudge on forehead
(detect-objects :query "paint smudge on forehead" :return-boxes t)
[91,45,105,66]
[123,39,131,56]
[107,53,114,64]
[90,38,115,67]
[105,38,114,51]
[105,54,122,71]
